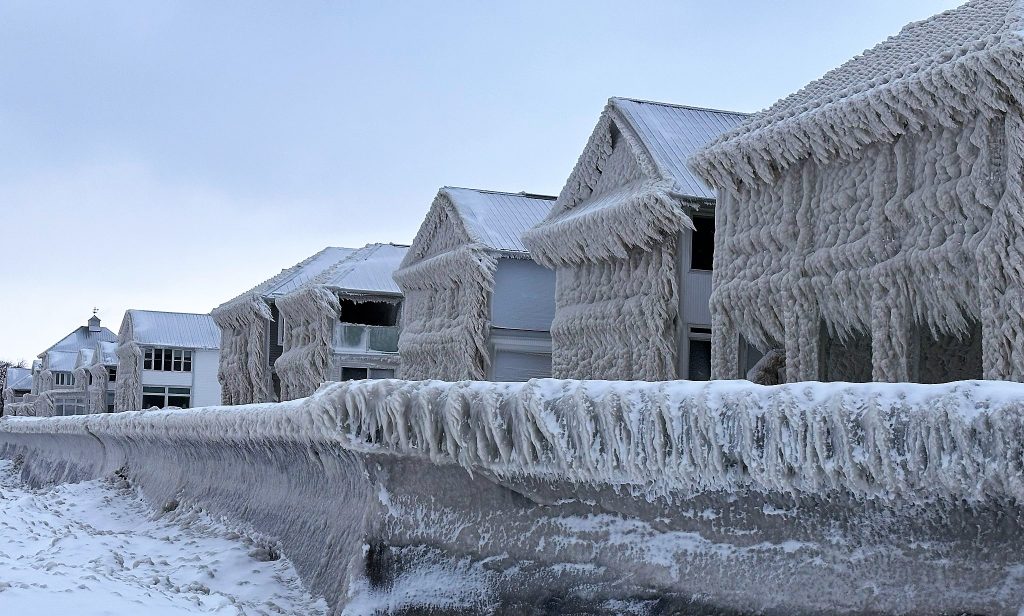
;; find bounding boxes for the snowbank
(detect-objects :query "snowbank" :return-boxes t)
[0,459,326,615]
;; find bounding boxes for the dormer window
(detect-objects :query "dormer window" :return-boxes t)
[143,348,193,372]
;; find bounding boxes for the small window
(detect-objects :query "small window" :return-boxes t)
[368,368,395,379]
[341,367,369,381]
[690,216,715,271]
[107,366,117,382]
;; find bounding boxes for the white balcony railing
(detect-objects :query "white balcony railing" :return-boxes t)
[333,323,399,354]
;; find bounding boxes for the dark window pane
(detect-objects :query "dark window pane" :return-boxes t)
[142,394,164,408]
[688,339,712,381]
[691,217,715,271]
[339,299,399,326]
[108,367,117,382]
[341,367,369,381]
[166,395,190,408]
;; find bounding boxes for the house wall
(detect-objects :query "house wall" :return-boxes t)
[711,111,1017,382]
[551,243,678,380]
[191,349,222,407]
[489,258,556,331]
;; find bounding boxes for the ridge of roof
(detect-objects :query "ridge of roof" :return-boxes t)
[442,186,557,201]
[610,96,751,117]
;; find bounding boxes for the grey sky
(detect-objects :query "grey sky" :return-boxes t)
[0,0,961,361]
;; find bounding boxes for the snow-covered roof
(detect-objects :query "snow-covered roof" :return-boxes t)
[75,348,95,370]
[442,187,556,254]
[40,320,118,357]
[524,97,746,266]
[123,310,221,350]
[215,247,358,311]
[5,367,32,391]
[693,0,1024,188]
[44,350,79,372]
[315,243,408,296]
[97,341,118,366]
[609,98,747,201]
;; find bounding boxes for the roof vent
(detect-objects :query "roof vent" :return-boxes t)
[88,312,101,332]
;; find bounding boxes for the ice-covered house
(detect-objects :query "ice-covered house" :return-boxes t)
[394,187,556,381]
[212,247,356,404]
[274,243,408,400]
[74,340,118,413]
[690,0,1024,384]
[114,310,221,411]
[2,366,33,414]
[22,315,119,416]
[522,97,747,381]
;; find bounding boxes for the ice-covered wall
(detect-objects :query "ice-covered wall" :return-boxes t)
[212,296,275,404]
[524,108,692,381]
[692,4,1024,384]
[395,222,496,381]
[4,379,1024,614]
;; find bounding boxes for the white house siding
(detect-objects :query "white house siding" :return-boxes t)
[489,258,556,330]
[191,349,222,407]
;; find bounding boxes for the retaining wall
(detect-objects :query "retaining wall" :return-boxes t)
[3,379,1024,614]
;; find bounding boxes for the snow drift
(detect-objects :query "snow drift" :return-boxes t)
[3,378,1024,614]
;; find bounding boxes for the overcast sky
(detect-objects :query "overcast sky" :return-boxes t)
[0,0,961,361]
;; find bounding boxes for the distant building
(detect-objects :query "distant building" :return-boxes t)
[114,310,221,411]
[275,243,407,400]
[524,98,747,380]
[17,315,120,416]
[395,187,556,381]
[213,247,356,404]
[1,366,33,414]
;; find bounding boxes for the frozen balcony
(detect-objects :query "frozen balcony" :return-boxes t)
[333,323,399,354]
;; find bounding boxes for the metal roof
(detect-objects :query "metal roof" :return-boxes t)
[317,243,408,295]
[41,321,118,357]
[216,247,358,309]
[5,367,32,391]
[126,310,221,350]
[443,187,555,253]
[610,98,748,200]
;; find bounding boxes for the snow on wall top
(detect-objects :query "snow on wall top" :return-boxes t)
[123,310,221,350]
[692,0,1024,188]
[214,247,357,311]
[7,378,1024,505]
[313,243,408,296]
[4,367,32,391]
[610,98,748,200]
[444,187,555,254]
[40,324,118,358]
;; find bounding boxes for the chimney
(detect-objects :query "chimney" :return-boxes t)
[88,314,101,333]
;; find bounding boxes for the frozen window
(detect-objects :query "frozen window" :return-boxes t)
[107,366,117,382]
[688,326,712,381]
[340,300,399,327]
[690,216,715,271]
[143,348,193,372]
[368,368,395,379]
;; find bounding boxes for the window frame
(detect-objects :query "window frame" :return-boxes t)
[142,347,193,372]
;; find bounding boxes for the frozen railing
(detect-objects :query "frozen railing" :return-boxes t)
[333,323,399,354]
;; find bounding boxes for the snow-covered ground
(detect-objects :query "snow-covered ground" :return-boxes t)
[0,460,327,615]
